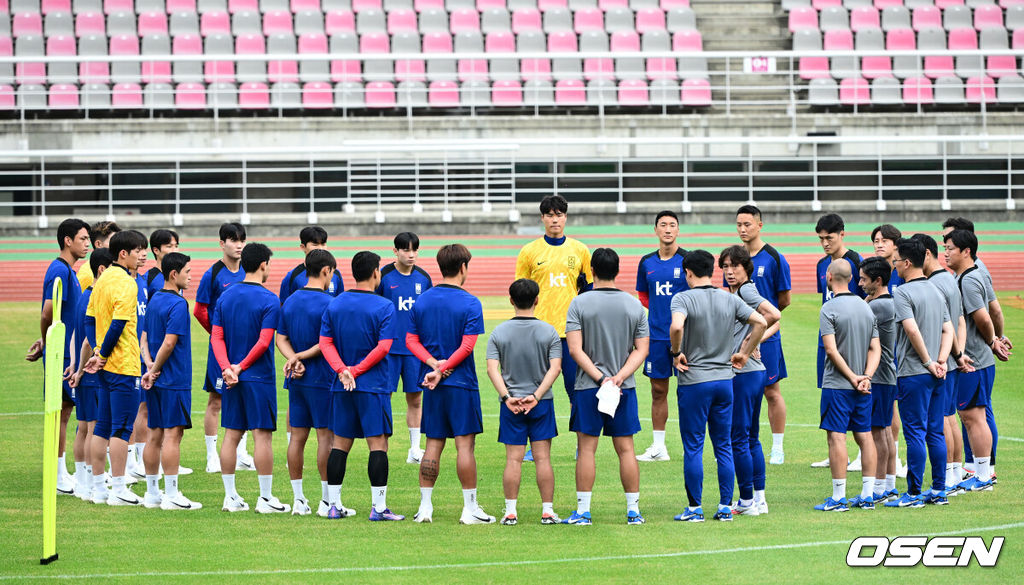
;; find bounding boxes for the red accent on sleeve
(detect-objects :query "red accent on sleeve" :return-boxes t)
[194,302,211,333]
[638,291,649,308]
[211,325,230,371]
[351,339,393,378]
[319,335,347,373]
[405,333,435,365]
[238,328,275,372]
[442,334,478,372]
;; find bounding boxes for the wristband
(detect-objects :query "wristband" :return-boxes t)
[670,350,681,358]
[500,393,510,403]
[951,351,962,360]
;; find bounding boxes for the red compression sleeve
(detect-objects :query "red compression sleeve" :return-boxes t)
[638,291,649,308]
[238,328,275,372]
[194,302,211,332]
[319,335,347,373]
[442,334,478,372]
[406,333,435,365]
[211,326,230,371]
[351,339,394,378]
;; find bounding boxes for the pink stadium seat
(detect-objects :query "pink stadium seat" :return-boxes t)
[236,31,264,52]
[302,81,333,108]
[672,28,701,51]
[886,27,915,50]
[538,0,567,11]
[646,51,676,80]
[360,30,389,53]
[415,0,443,11]
[924,52,954,79]
[142,47,172,84]
[111,82,142,107]
[427,80,459,106]
[824,28,853,50]
[788,7,817,33]
[365,80,395,107]
[477,0,503,9]
[873,0,901,9]
[912,6,941,32]
[387,9,417,34]
[812,0,840,8]
[139,12,169,36]
[492,79,523,105]
[599,0,627,10]
[16,60,47,86]
[111,33,139,55]
[800,56,830,79]
[458,56,487,82]
[175,82,206,108]
[352,0,381,12]
[839,77,870,104]
[42,0,72,14]
[13,13,44,38]
[548,29,577,51]
[902,76,933,104]
[166,0,197,13]
[291,0,319,12]
[861,52,892,79]
[104,0,133,14]
[1002,0,1024,5]
[660,0,688,8]
[1014,28,1024,48]
[618,78,648,105]
[201,11,231,36]
[299,31,326,52]
[850,7,879,32]
[949,27,978,50]
[987,52,1017,78]
[329,49,360,83]
[450,9,480,33]
[238,81,269,108]
[75,12,106,38]
[934,0,963,7]
[966,75,996,103]
[574,8,604,33]
[229,0,257,12]
[46,34,77,83]
[680,77,709,105]
[263,10,293,35]
[975,5,1003,30]
[512,8,542,33]
[47,83,78,108]
[0,85,13,111]
[636,8,666,33]
[0,36,9,58]
[555,78,585,104]
[325,10,355,35]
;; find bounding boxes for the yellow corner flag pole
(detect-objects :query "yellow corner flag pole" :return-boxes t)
[41,278,64,565]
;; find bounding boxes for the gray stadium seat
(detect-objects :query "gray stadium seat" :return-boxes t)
[943,5,972,31]
[17,84,48,111]
[108,12,138,37]
[870,76,901,105]
[854,26,882,50]
[880,6,910,32]
[136,0,166,11]
[208,82,238,108]
[356,9,386,34]
[543,8,573,33]
[81,83,111,110]
[170,11,200,36]
[260,0,289,13]
[903,0,932,8]
[44,12,74,37]
[649,78,679,105]
[295,11,325,35]
[808,77,839,105]
[334,81,364,109]
[384,0,413,10]
[605,8,635,34]
[232,11,262,35]
[841,0,870,8]
[420,10,449,34]
[271,81,301,108]
[955,50,985,80]
[461,79,491,106]
[509,0,539,11]
[396,80,427,108]
[666,8,696,33]
[1008,5,1024,32]
[144,82,175,109]
[997,74,1024,103]
[198,0,228,13]
[784,0,811,9]
[73,0,103,13]
[980,27,1010,50]
[568,0,597,9]
[586,78,616,105]
[819,7,849,32]
[482,9,511,34]
[524,78,554,106]
[630,0,657,8]
[323,0,353,11]
[446,0,474,10]
[205,33,234,82]
[933,76,965,104]
[12,0,42,11]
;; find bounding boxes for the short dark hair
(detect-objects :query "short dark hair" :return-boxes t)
[57,218,90,250]
[161,252,191,280]
[88,248,114,276]
[943,229,978,260]
[240,242,272,273]
[736,204,761,219]
[871,224,901,243]
[394,232,420,251]
[655,210,679,226]
[509,278,540,310]
[859,256,891,286]
[305,249,337,278]
[219,222,246,242]
[910,233,938,259]
[109,230,148,260]
[437,243,472,277]
[942,217,975,233]
[299,226,328,246]
[718,245,754,279]
[591,248,619,281]
[539,195,568,215]
[351,251,380,282]
[88,220,120,246]
[815,213,845,234]
[683,249,715,278]
[149,229,179,254]
[896,238,926,268]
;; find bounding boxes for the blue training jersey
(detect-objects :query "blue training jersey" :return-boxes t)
[279,288,334,390]
[320,289,396,393]
[888,267,904,294]
[817,249,866,347]
[635,248,688,341]
[76,287,99,389]
[408,284,486,392]
[144,267,165,300]
[197,260,245,385]
[43,257,82,359]
[376,263,433,354]
[279,262,344,304]
[145,290,192,390]
[211,282,280,384]
[750,244,792,343]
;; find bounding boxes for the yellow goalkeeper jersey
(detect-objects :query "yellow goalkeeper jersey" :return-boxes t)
[515,236,592,337]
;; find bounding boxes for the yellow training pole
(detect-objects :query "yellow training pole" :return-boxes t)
[41,278,64,565]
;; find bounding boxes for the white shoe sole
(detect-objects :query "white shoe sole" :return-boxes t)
[414,512,433,523]
[636,453,671,462]
[143,497,163,509]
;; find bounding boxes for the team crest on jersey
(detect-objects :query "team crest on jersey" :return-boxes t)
[673,267,681,279]
[415,283,422,294]
[758,266,765,277]
[567,256,576,270]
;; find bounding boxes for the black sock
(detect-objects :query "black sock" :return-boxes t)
[327,448,348,487]
[368,450,388,487]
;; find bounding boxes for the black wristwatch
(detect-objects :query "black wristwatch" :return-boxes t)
[501,393,511,403]
[671,349,682,358]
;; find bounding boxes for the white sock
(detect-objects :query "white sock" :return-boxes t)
[286,431,292,445]
[652,430,666,450]
[576,491,592,514]
[873,478,885,494]
[893,439,900,459]
[952,462,963,483]
[975,456,992,482]
[372,486,388,513]
[290,478,304,501]
[327,484,342,506]
[80,471,92,492]
[86,464,92,474]
[74,461,87,484]
[258,474,273,499]
[146,474,160,496]
[165,474,179,498]
[861,476,872,499]
[945,463,957,488]
[205,435,217,458]
[885,474,896,491]
[111,475,125,491]
[754,489,766,504]
[321,480,328,502]
[738,498,754,507]
[237,433,249,457]
[462,488,478,510]
[542,501,554,515]
[57,455,67,476]
[625,492,640,514]
[222,474,237,498]
[409,427,421,449]
[772,433,784,451]
[136,443,146,463]
[504,498,517,516]
[419,487,433,509]
[831,479,846,501]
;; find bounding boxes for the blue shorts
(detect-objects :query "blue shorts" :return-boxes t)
[569,387,641,437]
[422,385,483,439]
[145,388,192,429]
[820,387,871,434]
[943,370,960,417]
[816,343,825,389]
[75,378,100,422]
[289,383,331,429]
[330,391,393,439]
[94,371,141,441]
[203,346,222,393]
[870,383,897,428]
[388,353,426,393]
[759,338,788,385]
[956,365,994,411]
[498,399,557,445]
[221,380,278,431]
[643,339,674,380]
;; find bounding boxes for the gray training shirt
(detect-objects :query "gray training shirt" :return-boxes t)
[868,294,897,387]
[928,269,964,372]
[486,317,562,399]
[733,282,767,375]
[671,286,755,386]
[959,266,997,371]
[565,288,649,391]
[894,278,951,378]
[819,293,879,390]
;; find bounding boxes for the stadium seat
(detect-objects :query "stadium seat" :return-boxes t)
[673,28,705,78]
[880,6,909,31]
[574,7,603,33]
[659,0,689,8]
[950,28,984,78]
[142,34,173,84]
[205,81,235,109]
[238,80,270,107]
[450,8,481,33]
[41,0,71,13]
[902,76,933,104]
[512,8,542,33]
[981,28,1016,77]
[102,0,131,14]
[427,79,459,106]
[813,0,841,9]
[618,78,648,105]
[481,8,511,33]
[850,6,879,31]
[870,75,900,103]
[139,11,169,36]
[943,5,972,30]
[228,0,257,11]
[643,29,674,79]
[386,8,416,34]
[455,30,487,81]
[333,79,363,109]
[0,37,11,83]
[11,0,42,12]
[106,12,136,36]
[0,85,15,111]
[825,29,858,79]
[167,0,197,13]
[580,29,612,79]
[680,76,709,105]
[518,29,551,80]
[966,75,996,103]
[492,78,523,105]
[887,28,920,78]
[355,8,385,33]
[204,32,234,82]
[857,27,891,79]
[270,80,301,107]
[360,31,392,82]
[604,7,634,33]
[111,81,143,107]
[392,31,425,82]
[1008,5,1024,31]
[297,31,328,81]
[873,0,901,9]
[75,11,106,37]
[447,0,474,9]
[294,10,324,34]
[200,0,229,11]
[911,5,941,32]
[260,0,288,11]
[476,0,504,10]
[648,77,677,104]
[144,82,175,109]
[17,84,47,110]
[175,81,206,108]
[599,0,628,10]
[13,13,44,38]
[47,82,79,109]
[44,12,74,38]
[549,29,581,80]
[365,80,396,107]
[819,6,850,31]
[523,78,553,105]
[933,0,963,7]
[486,30,518,81]
[325,10,355,34]
[200,11,231,36]
[80,82,111,109]
[808,77,839,105]
[396,80,427,107]
[263,10,293,34]
[290,0,319,10]
[920,26,954,78]
[933,75,965,103]
[460,79,490,106]
[267,33,299,82]
[301,80,332,107]
[665,7,695,31]
[612,29,644,80]
[15,35,46,85]
[419,8,449,33]
[134,0,165,11]
[235,32,267,82]
[538,0,567,11]
[172,33,202,83]
[543,7,573,32]
[997,74,1024,102]
[794,28,830,80]
[352,0,381,11]
[46,34,77,84]
[424,30,456,81]
[839,76,870,104]
[555,78,586,104]
[788,6,817,32]
[110,33,140,83]
[414,0,442,10]
[79,34,110,84]
[974,4,1004,30]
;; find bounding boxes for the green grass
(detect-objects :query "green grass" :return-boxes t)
[1,294,1022,583]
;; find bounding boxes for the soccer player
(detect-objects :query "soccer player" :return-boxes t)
[671,250,767,523]
[211,242,289,514]
[486,279,563,525]
[563,248,649,525]
[406,244,495,524]
[194,222,251,474]
[76,220,120,290]
[139,252,201,510]
[84,229,148,506]
[944,230,1008,493]
[277,249,337,516]
[886,238,953,508]
[319,251,404,521]
[278,225,345,303]
[813,261,880,512]
[143,229,180,300]
[857,257,900,503]
[719,246,780,516]
[127,231,151,482]
[871,224,904,292]
[28,218,90,495]
[634,211,687,462]
[377,232,433,464]
[735,205,792,465]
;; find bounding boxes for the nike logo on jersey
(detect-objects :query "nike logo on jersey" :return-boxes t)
[222,283,230,288]
[768,375,778,382]
[647,271,655,275]
[390,285,399,289]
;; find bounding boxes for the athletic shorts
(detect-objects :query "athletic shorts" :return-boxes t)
[816,343,826,389]
[956,365,994,411]
[943,370,960,417]
[759,338,788,385]
[330,391,393,439]
[422,385,483,439]
[145,387,192,429]
[643,339,674,380]
[820,387,871,434]
[94,371,141,441]
[288,383,331,429]
[75,378,100,422]
[388,353,426,393]
[203,346,222,394]
[870,383,897,428]
[498,399,557,445]
[569,387,641,437]
[221,380,277,431]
